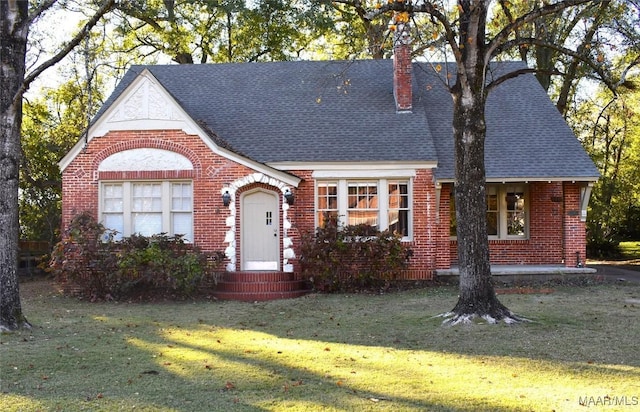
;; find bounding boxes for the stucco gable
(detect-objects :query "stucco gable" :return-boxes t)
[94,70,197,135]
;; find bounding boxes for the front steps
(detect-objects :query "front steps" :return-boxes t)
[212,271,312,301]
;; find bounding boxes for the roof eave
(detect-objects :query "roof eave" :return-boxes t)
[268,160,438,171]
[435,176,599,184]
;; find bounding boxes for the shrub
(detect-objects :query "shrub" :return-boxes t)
[299,216,411,293]
[49,212,225,300]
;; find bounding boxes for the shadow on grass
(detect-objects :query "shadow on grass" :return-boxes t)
[3,279,639,411]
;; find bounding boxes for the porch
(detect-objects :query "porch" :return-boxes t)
[436,265,597,283]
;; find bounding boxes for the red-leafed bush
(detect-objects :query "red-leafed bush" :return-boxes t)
[49,212,224,300]
[299,215,411,293]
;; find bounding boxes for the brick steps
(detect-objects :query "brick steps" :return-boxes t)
[213,271,312,301]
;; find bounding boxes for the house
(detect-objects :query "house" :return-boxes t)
[58,39,599,300]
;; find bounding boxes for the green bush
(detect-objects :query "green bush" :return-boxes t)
[49,212,224,300]
[299,216,411,293]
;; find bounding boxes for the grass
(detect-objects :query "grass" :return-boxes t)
[619,241,640,261]
[1,279,639,411]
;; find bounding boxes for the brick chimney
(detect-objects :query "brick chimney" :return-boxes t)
[393,23,412,113]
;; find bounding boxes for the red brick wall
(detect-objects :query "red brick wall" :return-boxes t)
[281,169,437,280]
[62,131,588,280]
[445,182,580,266]
[62,130,256,257]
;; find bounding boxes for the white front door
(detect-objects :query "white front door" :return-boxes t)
[241,190,279,271]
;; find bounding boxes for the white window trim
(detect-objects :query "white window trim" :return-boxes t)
[316,178,413,241]
[450,183,529,240]
[99,180,193,241]
[491,184,528,240]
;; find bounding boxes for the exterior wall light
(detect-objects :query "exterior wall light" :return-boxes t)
[222,190,231,206]
[284,188,295,205]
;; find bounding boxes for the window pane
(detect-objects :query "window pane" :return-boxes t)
[348,182,378,229]
[487,186,498,236]
[317,211,338,228]
[172,183,192,211]
[173,212,193,242]
[133,213,162,236]
[506,189,525,236]
[348,182,377,209]
[133,183,162,212]
[507,211,525,235]
[102,184,124,240]
[449,191,457,236]
[103,184,123,212]
[103,214,124,240]
[348,210,378,228]
[388,210,408,236]
[487,211,498,236]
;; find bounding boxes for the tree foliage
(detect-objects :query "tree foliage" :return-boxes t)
[571,77,640,255]
[488,0,639,115]
[1,0,115,331]
[111,0,335,63]
[20,77,103,244]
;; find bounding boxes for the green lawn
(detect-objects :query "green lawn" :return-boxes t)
[620,241,640,260]
[1,279,639,411]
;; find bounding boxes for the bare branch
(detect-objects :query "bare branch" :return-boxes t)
[617,55,640,89]
[486,36,617,94]
[20,0,58,31]
[485,67,561,90]
[18,0,117,102]
[485,0,599,67]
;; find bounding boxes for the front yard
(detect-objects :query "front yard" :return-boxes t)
[1,279,639,411]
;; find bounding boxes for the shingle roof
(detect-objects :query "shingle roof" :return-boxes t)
[415,61,600,180]
[98,59,599,180]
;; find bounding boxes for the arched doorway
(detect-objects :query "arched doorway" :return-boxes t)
[241,189,280,270]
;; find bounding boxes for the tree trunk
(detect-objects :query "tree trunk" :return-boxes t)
[442,1,520,325]
[1,0,30,331]
[446,86,519,324]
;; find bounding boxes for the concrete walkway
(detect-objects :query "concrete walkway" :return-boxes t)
[436,263,640,284]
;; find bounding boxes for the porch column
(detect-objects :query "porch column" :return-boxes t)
[563,182,588,267]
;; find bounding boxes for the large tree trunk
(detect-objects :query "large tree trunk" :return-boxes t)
[1,0,30,331]
[448,87,516,324]
[443,0,520,325]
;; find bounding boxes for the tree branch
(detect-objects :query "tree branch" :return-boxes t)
[485,67,561,91]
[19,0,58,32]
[18,0,117,104]
[486,36,617,94]
[485,0,598,67]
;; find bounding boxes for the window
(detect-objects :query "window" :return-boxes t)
[316,179,411,238]
[347,182,378,228]
[486,185,499,236]
[388,181,409,237]
[449,184,528,239]
[100,181,193,241]
[505,187,526,236]
[317,182,338,228]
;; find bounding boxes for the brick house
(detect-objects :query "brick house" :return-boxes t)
[58,43,599,300]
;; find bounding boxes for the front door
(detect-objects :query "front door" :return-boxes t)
[241,190,279,271]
